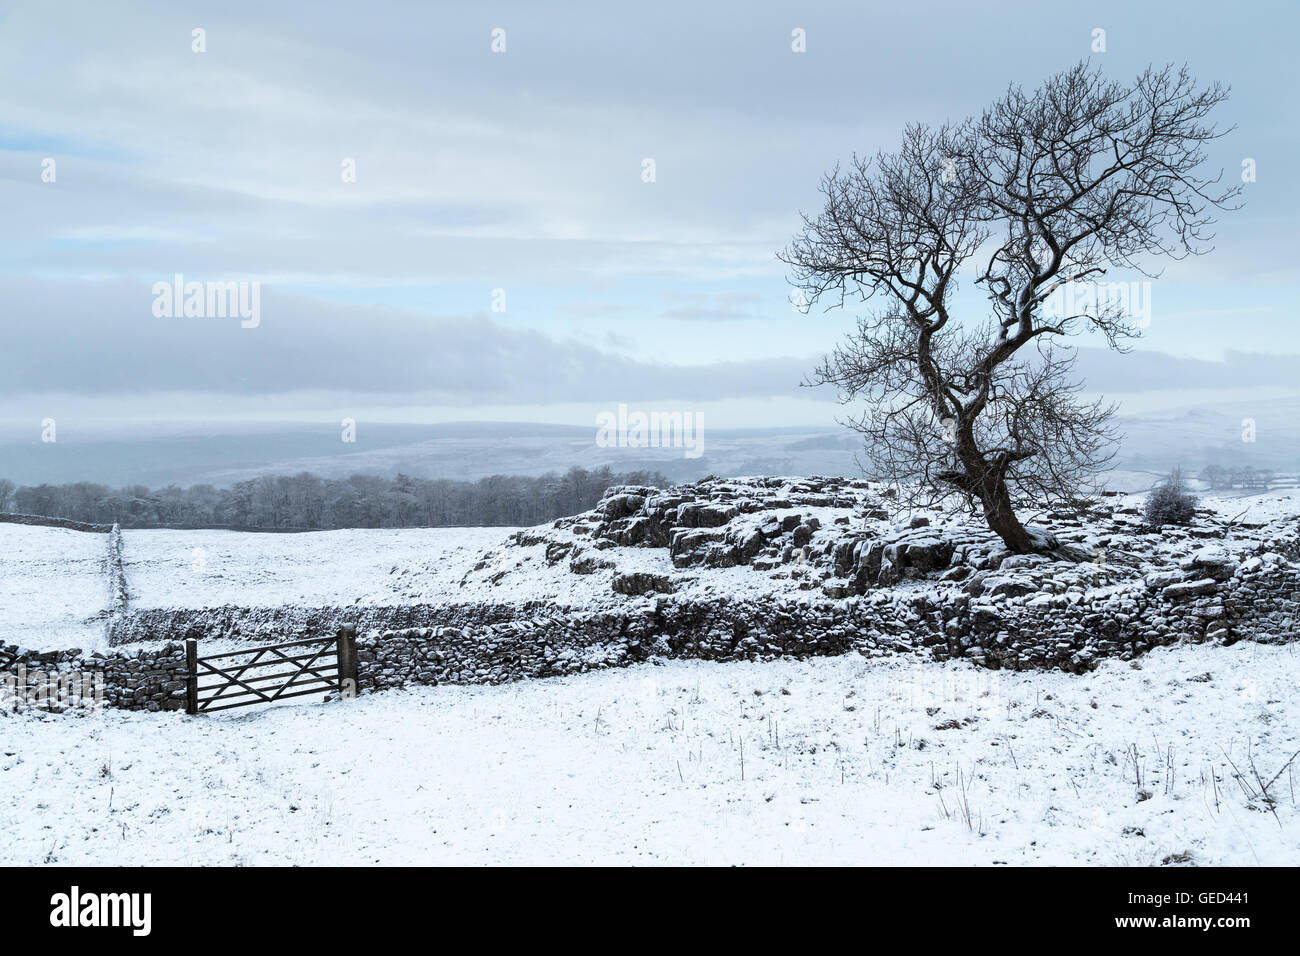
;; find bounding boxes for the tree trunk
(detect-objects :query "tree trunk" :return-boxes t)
[946,424,1038,553]
[976,471,1034,553]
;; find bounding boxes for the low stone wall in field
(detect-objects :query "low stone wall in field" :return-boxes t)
[0,512,114,533]
[105,523,129,614]
[0,642,189,714]
[351,557,1300,693]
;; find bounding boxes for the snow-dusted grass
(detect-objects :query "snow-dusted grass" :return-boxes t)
[1152,487,1300,524]
[0,525,110,650]
[3,641,1296,866]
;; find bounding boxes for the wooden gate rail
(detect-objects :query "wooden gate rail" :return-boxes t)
[186,624,358,715]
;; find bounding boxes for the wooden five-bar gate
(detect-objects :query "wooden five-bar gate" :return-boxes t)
[185,625,358,715]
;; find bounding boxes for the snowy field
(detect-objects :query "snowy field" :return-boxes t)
[0,524,518,651]
[121,526,515,608]
[0,525,111,650]
[3,641,1296,866]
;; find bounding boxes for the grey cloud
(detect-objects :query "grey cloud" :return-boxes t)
[659,290,771,321]
[661,307,762,321]
[559,302,636,318]
[6,275,1294,411]
[1073,347,1300,393]
[0,276,821,404]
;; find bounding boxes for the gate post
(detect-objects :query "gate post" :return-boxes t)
[336,624,358,699]
[185,639,198,716]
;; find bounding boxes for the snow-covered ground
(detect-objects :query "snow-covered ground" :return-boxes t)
[3,641,1296,865]
[120,526,514,609]
[0,525,111,651]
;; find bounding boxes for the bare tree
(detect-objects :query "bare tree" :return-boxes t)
[782,63,1240,552]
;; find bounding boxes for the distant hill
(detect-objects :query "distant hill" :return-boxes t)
[0,396,1295,489]
[1113,395,1300,473]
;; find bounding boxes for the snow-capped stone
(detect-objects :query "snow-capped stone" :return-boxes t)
[999,553,1052,571]
[611,572,675,596]
[1182,546,1235,581]
[1145,568,1184,589]
[984,576,1039,599]
[1163,578,1219,600]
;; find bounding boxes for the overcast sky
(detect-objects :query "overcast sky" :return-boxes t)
[1,0,1297,431]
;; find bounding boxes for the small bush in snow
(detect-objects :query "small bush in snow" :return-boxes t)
[1144,470,1197,527]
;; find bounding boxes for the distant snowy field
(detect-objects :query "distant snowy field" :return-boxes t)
[121,526,514,609]
[0,525,519,650]
[0,525,111,650]
[3,641,1296,866]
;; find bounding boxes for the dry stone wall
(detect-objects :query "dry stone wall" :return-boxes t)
[0,642,188,714]
[352,558,1299,694]
[0,512,114,533]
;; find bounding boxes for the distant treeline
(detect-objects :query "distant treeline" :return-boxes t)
[0,468,668,530]
[1201,464,1277,491]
